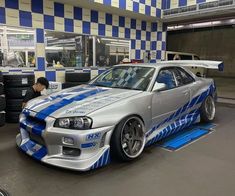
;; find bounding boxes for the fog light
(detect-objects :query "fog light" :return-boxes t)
[62,147,81,156]
[62,137,74,145]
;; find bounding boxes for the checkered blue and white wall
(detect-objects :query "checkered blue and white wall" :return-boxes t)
[162,0,211,9]
[93,0,162,18]
[0,0,166,82]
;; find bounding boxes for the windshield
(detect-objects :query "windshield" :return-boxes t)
[90,66,155,91]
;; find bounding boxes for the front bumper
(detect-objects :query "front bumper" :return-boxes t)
[16,111,114,171]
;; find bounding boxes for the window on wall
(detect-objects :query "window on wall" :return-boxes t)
[0,26,35,67]
[45,30,130,68]
[45,31,93,68]
[95,37,130,67]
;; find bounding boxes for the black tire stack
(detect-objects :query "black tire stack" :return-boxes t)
[62,72,91,89]
[0,71,6,127]
[3,74,35,123]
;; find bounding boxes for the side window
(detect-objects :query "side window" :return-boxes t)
[156,69,177,90]
[175,68,195,85]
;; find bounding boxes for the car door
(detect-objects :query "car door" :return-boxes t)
[151,67,191,127]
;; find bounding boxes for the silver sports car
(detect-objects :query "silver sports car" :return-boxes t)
[16,60,223,171]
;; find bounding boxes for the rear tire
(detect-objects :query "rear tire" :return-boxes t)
[3,74,34,87]
[0,83,4,95]
[65,72,90,83]
[200,96,216,122]
[0,112,5,127]
[0,96,6,111]
[111,116,145,161]
[5,111,21,123]
[6,99,23,111]
[5,87,29,99]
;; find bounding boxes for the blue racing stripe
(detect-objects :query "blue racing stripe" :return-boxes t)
[32,146,47,160]
[35,89,107,120]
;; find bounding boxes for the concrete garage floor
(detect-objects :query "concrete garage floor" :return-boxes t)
[0,105,235,196]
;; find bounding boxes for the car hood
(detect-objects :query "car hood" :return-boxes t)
[25,85,142,119]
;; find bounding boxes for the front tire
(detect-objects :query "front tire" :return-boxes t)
[200,95,216,122]
[111,116,146,161]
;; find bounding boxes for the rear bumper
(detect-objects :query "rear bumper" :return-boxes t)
[16,113,114,171]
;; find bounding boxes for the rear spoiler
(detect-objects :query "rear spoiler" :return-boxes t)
[161,60,224,71]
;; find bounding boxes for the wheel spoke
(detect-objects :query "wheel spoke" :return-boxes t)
[120,117,145,158]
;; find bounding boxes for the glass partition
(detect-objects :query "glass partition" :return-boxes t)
[45,30,130,68]
[95,37,130,67]
[45,31,94,68]
[0,26,35,67]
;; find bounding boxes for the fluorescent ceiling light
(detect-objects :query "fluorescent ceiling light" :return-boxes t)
[101,38,130,43]
[106,44,129,47]
[110,41,129,45]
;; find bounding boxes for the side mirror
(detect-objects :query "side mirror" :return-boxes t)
[152,82,167,92]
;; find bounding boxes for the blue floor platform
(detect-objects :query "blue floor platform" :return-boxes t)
[158,123,216,151]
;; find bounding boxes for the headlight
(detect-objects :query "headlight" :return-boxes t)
[54,117,92,130]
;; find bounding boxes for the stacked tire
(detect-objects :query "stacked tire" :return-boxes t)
[3,74,35,123]
[62,72,91,89]
[0,71,6,127]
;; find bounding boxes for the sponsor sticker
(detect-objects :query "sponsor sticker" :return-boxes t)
[22,90,27,96]
[22,78,28,84]
[86,133,101,141]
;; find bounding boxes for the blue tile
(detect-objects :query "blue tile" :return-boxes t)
[146,32,151,41]
[65,18,74,32]
[74,6,82,20]
[54,2,64,17]
[133,2,139,13]
[151,22,158,31]
[37,57,45,71]
[131,19,136,29]
[197,0,206,3]
[162,42,166,50]
[83,21,90,34]
[145,5,151,16]
[98,24,105,36]
[46,71,56,81]
[156,8,161,18]
[157,50,161,59]
[36,29,44,43]
[140,0,145,3]
[0,8,6,24]
[141,41,146,50]
[103,0,111,5]
[131,40,136,49]
[125,28,130,39]
[105,13,112,25]
[44,15,54,30]
[91,10,98,23]
[179,0,187,7]
[157,32,162,41]
[135,50,141,59]
[112,26,119,37]
[136,30,141,40]
[119,0,126,9]
[112,26,118,37]
[31,0,43,14]
[5,0,18,9]
[162,0,171,9]
[141,21,146,31]
[151,0,157,7]
[119,16,125,27]
[19,11,32,27]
